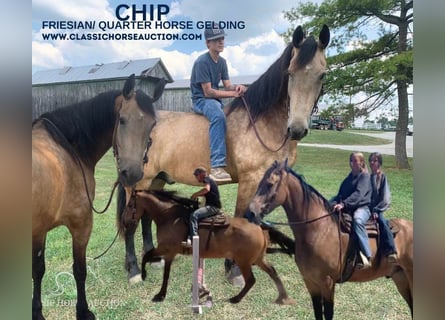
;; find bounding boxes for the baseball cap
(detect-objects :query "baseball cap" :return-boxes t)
[204,28,226,41]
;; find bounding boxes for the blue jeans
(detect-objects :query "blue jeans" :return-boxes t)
[189,206,220,239]
[376,213,397,255]
[193,98,227,168]
[352,206,372,258]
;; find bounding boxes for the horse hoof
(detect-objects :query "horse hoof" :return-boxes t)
[32,310,45,320]
[128,273,142,284]
[76,309,95,320]
[152,294,165,302]
[229,296,241,304]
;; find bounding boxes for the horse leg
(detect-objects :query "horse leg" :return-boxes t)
[141,213,154,254]
[124,223,142,284]
[228,263,255,303]
[392,269,413,317]
[255,259,295,305]
[224,258,245,287]
[303,279,325,320]
[32,234,46,320]
[152,258,173,302]
[70,228,95,320]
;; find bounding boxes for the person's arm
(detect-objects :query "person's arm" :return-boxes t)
[222,79,246,95]
[191,182,210,199]
[201,80,245,99]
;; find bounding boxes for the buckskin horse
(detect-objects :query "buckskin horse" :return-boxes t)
[248,159,413,319]
[117,25,331,283]
[32,74,165,320]
[121,189,295,305]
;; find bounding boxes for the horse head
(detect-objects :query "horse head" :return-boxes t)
[248,159,289,223]
[114,74,166,186]
[287,25,330,140]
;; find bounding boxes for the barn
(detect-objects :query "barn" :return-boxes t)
[32,58,259,120]
[32,58,174,120]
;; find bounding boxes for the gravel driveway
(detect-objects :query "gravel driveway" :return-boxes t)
[299,131,413,157]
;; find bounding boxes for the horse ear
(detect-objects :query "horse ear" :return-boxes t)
[150,78,167,103]
[319,24,330,49]
[123,74,136,99]
[292,26,305,48]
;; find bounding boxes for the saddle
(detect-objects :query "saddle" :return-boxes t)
[337,212,400,283]
[199,212,230,228]
[339,212,400,237]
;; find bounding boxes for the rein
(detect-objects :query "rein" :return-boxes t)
[241,96,289,153]
[40,117,119,214]
[265,211,335,226]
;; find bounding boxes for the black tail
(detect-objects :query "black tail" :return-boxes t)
[116,182,127,237]
[262,224,295,256]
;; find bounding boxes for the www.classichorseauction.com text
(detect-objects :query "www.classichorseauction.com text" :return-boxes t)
[39,3,246,41]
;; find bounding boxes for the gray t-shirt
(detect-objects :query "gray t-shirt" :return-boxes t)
[190,52,229,103]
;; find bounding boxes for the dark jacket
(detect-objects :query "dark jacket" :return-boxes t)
[369,172,391,214]
[331,171,372,213]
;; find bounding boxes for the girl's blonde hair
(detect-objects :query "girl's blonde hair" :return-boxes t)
[350,152,368,173]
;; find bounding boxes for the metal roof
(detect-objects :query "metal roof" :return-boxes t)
[32,58,174,85]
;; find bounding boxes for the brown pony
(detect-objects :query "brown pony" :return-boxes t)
[249,160,413,319]
[122,189,295,305]
[118,25,331,282]
[32,74,165,320]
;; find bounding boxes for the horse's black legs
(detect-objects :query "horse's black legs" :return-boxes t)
[153,258,173,302]
[72,235,95,320]
[124,224,141,283]
[32,236,46,320]
[141,214,154,255]
[124,213,155,283]
[311,295,323,320]
[323,300,334,320]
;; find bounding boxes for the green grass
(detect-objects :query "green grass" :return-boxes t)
[303,129,392,145]
[39,138,412,319]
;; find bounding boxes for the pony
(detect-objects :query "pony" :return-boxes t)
[32,74,165,320]
[248,159,413,319]
[121,189,296,305]
[117,25,331,283]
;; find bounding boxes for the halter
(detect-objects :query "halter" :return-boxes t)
[241,84,323,152]
[112,105,153,175]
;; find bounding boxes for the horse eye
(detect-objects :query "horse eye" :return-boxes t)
[319,73,326,81]
[119,116,126,125]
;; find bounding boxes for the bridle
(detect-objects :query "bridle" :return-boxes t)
[112,108,154,175]
[241,84,324,152]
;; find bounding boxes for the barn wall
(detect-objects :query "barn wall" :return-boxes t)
[32,79,162,120]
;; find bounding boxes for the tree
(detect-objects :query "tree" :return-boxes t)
[283,0,413,168]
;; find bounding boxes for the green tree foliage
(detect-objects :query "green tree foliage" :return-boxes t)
[283,0,413,168]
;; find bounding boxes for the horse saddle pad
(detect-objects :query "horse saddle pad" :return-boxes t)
[199,213,230,228]
[340,212,400,237]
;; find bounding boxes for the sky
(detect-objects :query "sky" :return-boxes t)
[32,0,321,80]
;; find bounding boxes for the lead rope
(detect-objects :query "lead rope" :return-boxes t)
[41,117,119,214]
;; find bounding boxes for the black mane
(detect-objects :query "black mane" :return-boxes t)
[151,190,199,209]
[287,167,332,214]
[227,36,319,121]
[33,90,121,163]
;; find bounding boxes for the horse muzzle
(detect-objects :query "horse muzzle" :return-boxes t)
[288,126,308,141]
[118,165,144,187]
